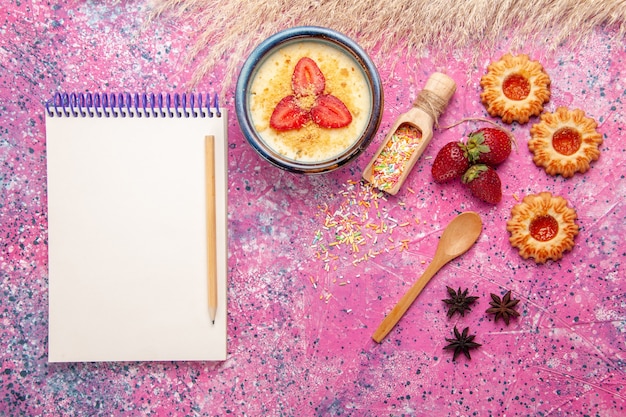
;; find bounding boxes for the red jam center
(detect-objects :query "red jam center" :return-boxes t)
[502,73,531,101]
[552,127,582,155]
[529,215,559,242]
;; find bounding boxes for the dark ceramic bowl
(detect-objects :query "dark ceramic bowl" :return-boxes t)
[235,26,383,174]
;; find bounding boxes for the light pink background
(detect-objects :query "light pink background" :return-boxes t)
[1,1,624,416]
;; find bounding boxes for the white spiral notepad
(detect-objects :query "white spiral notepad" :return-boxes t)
[45,92,228,362]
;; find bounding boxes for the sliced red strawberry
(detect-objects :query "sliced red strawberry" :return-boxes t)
[462,164,502,204]
[269,95,310,131]
[292,57,325,97]
[431,141,470,183]
[310,94,352,128]
[466,127,513,166]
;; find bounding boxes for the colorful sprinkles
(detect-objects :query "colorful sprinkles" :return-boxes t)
[310,179,423,302]
[370,123,423,190]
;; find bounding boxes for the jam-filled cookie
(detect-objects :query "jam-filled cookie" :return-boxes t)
[480,53,551,124]
[506,192,578,264]
[528,107,602,178]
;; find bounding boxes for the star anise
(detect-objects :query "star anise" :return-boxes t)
[486,290,520,325]
[442,286,479,318]
[444,326,482,361]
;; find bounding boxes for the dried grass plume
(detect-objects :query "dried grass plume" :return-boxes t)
[147,0,626,91]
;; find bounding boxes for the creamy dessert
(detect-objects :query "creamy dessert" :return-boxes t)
[248,40,372,163]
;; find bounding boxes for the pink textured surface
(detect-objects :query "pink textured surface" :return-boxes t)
[1,1,625,416]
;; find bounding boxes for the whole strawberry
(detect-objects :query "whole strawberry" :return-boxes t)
[462,164,502,204]
[431,141,470,183]
[466,127,512,166]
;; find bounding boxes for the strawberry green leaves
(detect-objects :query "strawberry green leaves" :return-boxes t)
[431,126,513,204]
[466,127,513,166]
[462,164,502,204]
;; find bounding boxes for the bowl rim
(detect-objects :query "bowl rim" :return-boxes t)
[235,26,383,174]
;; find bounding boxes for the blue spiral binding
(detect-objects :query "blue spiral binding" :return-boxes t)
[45,92,221,119]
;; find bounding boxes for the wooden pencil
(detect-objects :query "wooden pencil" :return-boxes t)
[205,135,217,324]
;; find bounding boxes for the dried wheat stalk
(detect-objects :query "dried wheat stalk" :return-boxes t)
[147,0,626,92]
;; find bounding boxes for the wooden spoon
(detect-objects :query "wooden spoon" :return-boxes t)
[372,211,483,343]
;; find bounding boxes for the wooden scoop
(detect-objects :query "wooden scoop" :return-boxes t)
[362,72,456,195]
[372,211,483,343]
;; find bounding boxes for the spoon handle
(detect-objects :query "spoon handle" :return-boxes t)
[372,255,449,343]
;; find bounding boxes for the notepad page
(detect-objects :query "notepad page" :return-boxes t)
[46,110,228,362]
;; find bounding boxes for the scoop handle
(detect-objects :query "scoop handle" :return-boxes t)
[371,252,451,343]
